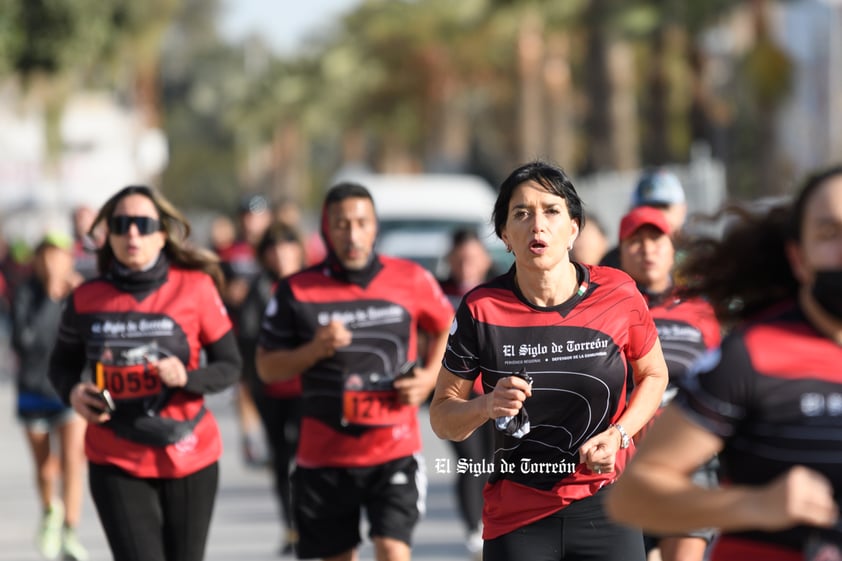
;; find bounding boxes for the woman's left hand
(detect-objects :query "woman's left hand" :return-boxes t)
[153,356,188,388]
[579,427,622,475]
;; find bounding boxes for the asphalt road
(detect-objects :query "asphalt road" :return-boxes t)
[0,377,475,561]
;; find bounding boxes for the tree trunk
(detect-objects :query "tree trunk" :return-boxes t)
[607,40,639,171]
[517,10,545,162]
[583,0,612,172]
[544,33,576,170]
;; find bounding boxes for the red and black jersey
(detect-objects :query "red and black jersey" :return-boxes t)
[678,302,842,558]
[440,276,484,395]
[443,263,658,540]
[218,239,261,282]
[640,292,721,434]
[58,265,233,479]
[258,255,453,468]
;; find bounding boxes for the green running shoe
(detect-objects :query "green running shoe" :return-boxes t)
[61,527,89,561]
[36,500,64,560]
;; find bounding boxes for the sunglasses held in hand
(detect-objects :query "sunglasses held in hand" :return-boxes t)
[109,215,162,236]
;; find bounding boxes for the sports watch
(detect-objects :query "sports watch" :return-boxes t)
[611,423,631,449]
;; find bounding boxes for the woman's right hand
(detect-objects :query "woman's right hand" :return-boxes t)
[69,382,112,424]
[486,375,532,420]
[751,465,838,530]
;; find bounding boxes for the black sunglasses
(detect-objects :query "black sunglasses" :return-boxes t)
[109,215,162,236]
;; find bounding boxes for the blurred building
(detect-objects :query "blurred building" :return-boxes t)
[574,145,727,243]
[775,0,842,177]
[0,86,167,245]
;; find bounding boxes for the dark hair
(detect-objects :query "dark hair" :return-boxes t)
[492,161,584,238]
[678,164,842,325]
[257,222,306,267]
[450,228,482,250]
[91,185,224,291]
[790,164,842,242]
[320,181,376,246]
[325,182,374,208]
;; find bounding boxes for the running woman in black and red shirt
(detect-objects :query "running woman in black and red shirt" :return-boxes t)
[607,164,842,561]
[430,161,669,561]
[256,182,454,561]
[48,185,242,561]
[617,206,722,561]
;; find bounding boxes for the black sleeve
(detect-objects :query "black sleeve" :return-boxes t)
[10,282,30,354]
[184,329,242,395]
[236,275,271,345]
[257,279,301,351]
[441,299,481,382]
[10,281,40,354]
[675,332,754,439]
[48,298,88,405]
[236,276,274,386]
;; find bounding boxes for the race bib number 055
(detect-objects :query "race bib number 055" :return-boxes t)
[96,362,162,400]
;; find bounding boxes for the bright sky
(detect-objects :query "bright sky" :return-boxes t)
[219,0,361,54]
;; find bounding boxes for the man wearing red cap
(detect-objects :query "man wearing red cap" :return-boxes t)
[599,168,688,269]
[618,206,722,561]
[617,206,674,293]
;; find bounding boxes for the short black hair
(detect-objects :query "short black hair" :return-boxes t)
[324,182,374,208]
[450,227,481,249]
[492,161,584,238]
[257,222,301,257]
[790,164,842,242]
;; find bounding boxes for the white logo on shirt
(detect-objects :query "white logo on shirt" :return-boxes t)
[317,306,405,327]
[801,393,842,417]
[265,298,278,318]
[500,338,610,359]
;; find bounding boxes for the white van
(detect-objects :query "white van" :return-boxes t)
[331,172,511,278]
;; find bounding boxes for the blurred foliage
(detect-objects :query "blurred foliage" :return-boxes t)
[1,0,109,79]
[727,5,794,199]
[0,0,803,211]
[0,0,179,159]
[0,0,180,90]
[742,36,792,110]
[159,0,243,211]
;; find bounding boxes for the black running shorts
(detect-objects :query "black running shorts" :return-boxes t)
[292,454,425,559]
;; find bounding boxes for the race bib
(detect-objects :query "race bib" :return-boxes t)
[95,361,162,400]
[341,372,411,427]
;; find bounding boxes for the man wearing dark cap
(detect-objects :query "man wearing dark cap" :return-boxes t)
[598,169,687,269]
[630,169,687,234]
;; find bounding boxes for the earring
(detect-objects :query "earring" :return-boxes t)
[505,245,512,253]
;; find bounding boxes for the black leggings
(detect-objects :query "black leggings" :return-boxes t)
[448,419,494,532]
[254,394,301,530]
[89,461,219,561]
[483,489,645,561]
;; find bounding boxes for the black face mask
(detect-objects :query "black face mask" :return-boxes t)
[811,270,842,320]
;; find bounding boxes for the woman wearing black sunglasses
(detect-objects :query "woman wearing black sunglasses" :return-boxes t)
[47,185,242,561]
